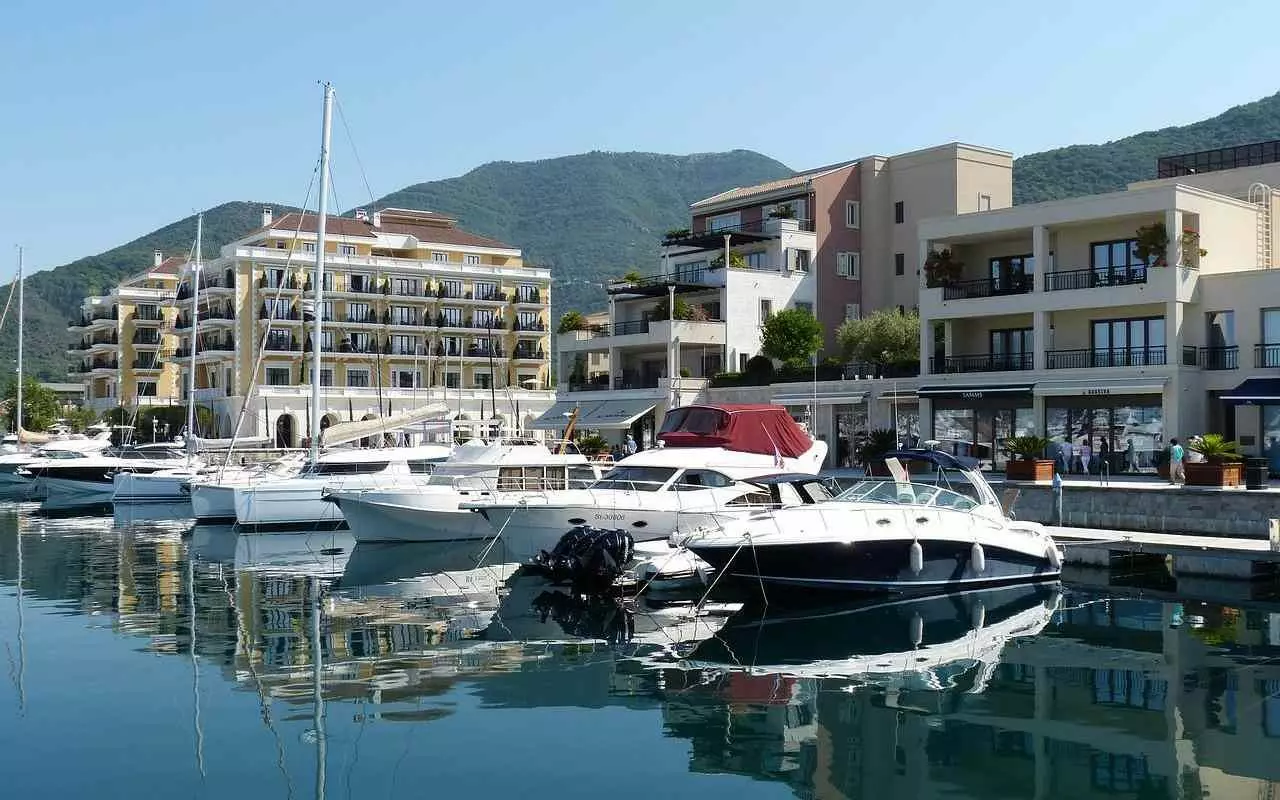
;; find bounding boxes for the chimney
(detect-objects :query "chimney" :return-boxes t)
[262,206,273,227]
[371,210,382,228]
[355,208,369,223]
[153,250,163,268]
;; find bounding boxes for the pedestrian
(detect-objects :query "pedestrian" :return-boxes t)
[1061,439,1075,474]
[1080,439,1092,475]
[624,433,638,456]
[1125,438,1136,472]
[1169,437,1186,486]
[1099,438,1111,474]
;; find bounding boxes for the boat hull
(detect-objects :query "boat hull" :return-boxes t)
[190,484,238,523]
[474,503,725,562]
[112,471,194,503]
[687,537,1060,595]
[331,489,493,544]
[234,484,348,531]
[41,476,116,507]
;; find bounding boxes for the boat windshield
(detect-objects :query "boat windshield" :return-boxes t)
[836,479,980,511]
[305,461,391,476]
[591,466,677,492]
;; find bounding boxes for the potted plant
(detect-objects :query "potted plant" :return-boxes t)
[923,249,963,288]
[1003,435,1054,482]
[1181,229,1207,264]
[1186,434,1244,487]
[1134,221,1169,267]
[859,428,900,476]
[768,203,796,220]
[575,433,610,457]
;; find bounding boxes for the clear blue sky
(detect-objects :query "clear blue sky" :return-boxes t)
[1,0,1276,273]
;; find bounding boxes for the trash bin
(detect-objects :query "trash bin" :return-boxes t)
[1245,457,1269,490]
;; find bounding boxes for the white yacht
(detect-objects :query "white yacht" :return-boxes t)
[326,438,607,544]
[0,426,114,489]
[681,449,1063,595]
[21,444,191,508]
[232,445,452,532]
[461,404,827,562]
[187,454,307,523]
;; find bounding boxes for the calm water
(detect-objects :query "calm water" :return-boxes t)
[1,504,1278,799]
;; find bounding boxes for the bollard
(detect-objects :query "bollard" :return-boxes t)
[1052,471,1064,526]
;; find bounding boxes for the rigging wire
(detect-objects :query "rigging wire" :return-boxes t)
[334,96,379,209]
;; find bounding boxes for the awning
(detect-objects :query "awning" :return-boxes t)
[876,390,919,403]
[529,399,591,430]
[579,399,657,429]
[773,391,866,405]
[1221,378,1280,405]
[917,383,1035,398]
[1034,378,1166,397]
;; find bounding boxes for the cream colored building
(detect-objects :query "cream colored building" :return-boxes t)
[178,207,554,445]
[916,141,1280,471]
[67,252,184,413]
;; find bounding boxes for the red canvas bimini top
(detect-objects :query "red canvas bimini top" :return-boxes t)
[656,404,811,458]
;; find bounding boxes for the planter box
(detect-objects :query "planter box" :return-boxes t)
[1005,459,1055,482]
[1184,462,1243,488]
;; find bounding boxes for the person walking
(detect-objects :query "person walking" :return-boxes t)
[1080,439,1092,475]
[1125,438,1136,472]
[624,433,638,456]
[1099,438,1111,474]
[1169,437,1186,486]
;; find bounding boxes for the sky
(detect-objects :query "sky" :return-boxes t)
[1,0,1277,274]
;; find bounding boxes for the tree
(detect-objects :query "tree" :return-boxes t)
[837,308,921,368]
[760,308,823,368]
[63,405,101,432]
[557,310,587,334]
[1,377,62,431]
[652,295,708,321]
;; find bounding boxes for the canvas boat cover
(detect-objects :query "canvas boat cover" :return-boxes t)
[656,404,810,458]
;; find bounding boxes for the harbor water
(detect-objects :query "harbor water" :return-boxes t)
[1,502,1278,799]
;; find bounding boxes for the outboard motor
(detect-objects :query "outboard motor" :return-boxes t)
[533,525,635,592]
[531,590,635,645]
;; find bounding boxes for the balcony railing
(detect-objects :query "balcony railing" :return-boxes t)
[1044,266,1148,292]
[1255,343,1280,368]
[1046,347,1167,369]
[132,359,162,370]
[513,319,547,332]
[513,348,546,360]
[941,276,1033,301]
[1199,346,1239,370]
[662,218,815,246]
[930,353,1033,373]
[132,332,162,345]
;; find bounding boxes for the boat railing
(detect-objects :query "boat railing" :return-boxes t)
[836,479,981,511]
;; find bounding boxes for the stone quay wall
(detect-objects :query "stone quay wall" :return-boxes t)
[1010,484,1280,537]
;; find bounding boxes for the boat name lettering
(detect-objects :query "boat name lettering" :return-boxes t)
[594,512,624,521]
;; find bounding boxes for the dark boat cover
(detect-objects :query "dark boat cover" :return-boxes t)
[657,404,811,458]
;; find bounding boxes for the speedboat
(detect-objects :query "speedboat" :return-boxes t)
[186,454,307,523]
[681,449,1062,595]
[461,404,828,562]
[22,444,192,508]
[0,426,114,491]
[233,445,452,532]
[326,438,607,544]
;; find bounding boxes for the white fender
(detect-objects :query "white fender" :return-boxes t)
[908,540,924,575]
[970,542,986,574]
[1047,544,1063,569]
[971,599,986,630]
[909,612,924,647]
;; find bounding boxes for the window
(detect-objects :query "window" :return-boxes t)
[347,332,372,352]
[309,368,333,386]
[1091,239,1147,283]
[989,254,1035,292]
[349,273,372,292]
[1262,309,1280,368]
[1090,317,1166,366]
[845,200,861,229]
[671,469,734,491]
[978,193,993,211]
[836,251,861,279]
[517,283,539,303]
[989,328,1033,369]
[894,201,905,224]
[266,367,291,386]
[475,373,492,389]
[265,330,292,350]
[701,352,722,376]
[441,307,463,326]
[444,371,460,389]
[592,466,677,491]
[440,279,462,298]
[1206,311,1236,347]
[338,244,357,256]
[431,251,447,263]
[759,299,772,322]
[894,253,905,276]
[267,268,285,288]
[707,212,741,232]
[795,301,814,315]
[744,251,768,269]
[348,302,371,322]
[346,368,370,388]
[391,305,417,325]
[303,242,316,254]
[321,331,335,350]
[394,369,420,388]
[845,304,861,321]
[391,335,418,355]
[517,310,539,329]
[136,381,157,397]
[392,278,419,296]
[792,249,810,272]
[474,309,497,328]
[319,300,334,321]
[464,254,481,265]
[739,353,749,371]
[475,281,498,300]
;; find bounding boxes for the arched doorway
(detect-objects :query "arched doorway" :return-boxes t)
[223,268,234,287]
[275,414,295,449]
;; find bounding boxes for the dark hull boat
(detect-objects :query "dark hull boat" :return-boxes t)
[681,449,1063,596]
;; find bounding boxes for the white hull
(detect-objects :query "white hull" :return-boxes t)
[333,489,494,544]
[191,484,237,522]
[234,483,348,530]
[42,477,114,506]
[113,471,197,503]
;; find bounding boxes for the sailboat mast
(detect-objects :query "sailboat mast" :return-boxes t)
[186,214,202,462]
[311,82,334,464]
[15,247,23,444]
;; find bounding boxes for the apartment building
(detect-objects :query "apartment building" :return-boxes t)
[67,252,184,412]
[685,143,1013,350]
[177,207,554,446]
[915,139,1280,471]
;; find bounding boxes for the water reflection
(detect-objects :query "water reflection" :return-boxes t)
[0,507,1277,799]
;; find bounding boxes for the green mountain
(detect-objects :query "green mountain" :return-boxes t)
[1013,91,1280,203]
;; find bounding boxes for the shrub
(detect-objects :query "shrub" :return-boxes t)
[557,311,588,334]
[1003,435,1051,461]
[858,428,898,463]
[1188,433,1243,464]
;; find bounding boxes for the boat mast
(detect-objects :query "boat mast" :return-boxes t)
[311,82,334,464]
[186,214,202,465]
[15,247,22,446]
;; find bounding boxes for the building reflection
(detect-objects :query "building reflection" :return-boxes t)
[1,509,1278,800]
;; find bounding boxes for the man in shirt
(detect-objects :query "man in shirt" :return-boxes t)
[1169,437,1185,486]
[624,433,638,456]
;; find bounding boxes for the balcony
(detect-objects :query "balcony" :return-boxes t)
[131,359,163,371]
[1198,346,1239,370]
[929,353,1033,374]
[1046,347,1167,369]
[129,310,166,325]
[512,290,543,306]
[512,319,547,333]
[471,289,509,304]
[941,276,1033,301]
[662,218,813,248]
[1044,266,1149,292]
[131,332,163,347]
[559,318,725,352]
[512,347,546,361]
[1255,344,1280,368]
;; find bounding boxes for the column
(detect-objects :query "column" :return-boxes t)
[1166,297,1185,437]
[919,397,934,442]
[1031,224,1049,293]
[607,295,617,390]
[1165,208,1183,268]
[1032,309,1048,372]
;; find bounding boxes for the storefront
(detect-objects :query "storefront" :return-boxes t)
[776,389,867,468]
[877,389,920,451]
[1222,378,1280,475]
[1036,379,1166,474]
[918,383,1035,470]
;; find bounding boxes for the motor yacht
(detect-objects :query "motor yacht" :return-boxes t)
[680,449,1063,595]
[326,438,607,544]
[0,426,114,491]
[21,443,192,508]
[461,404,827,562]
[232,445,452,531]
